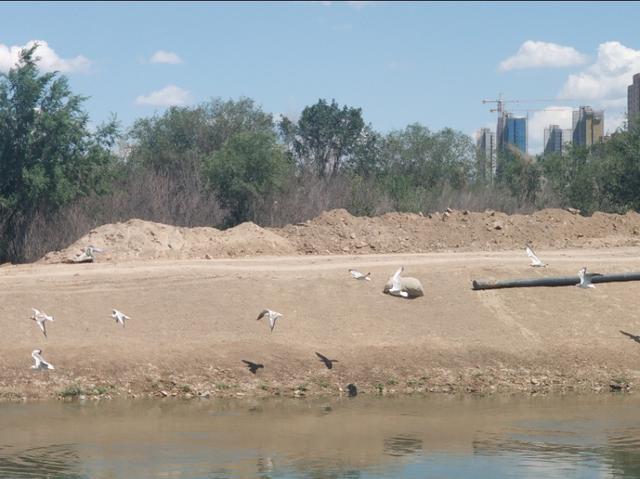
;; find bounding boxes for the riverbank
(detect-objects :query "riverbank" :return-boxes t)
[2,249,640,401]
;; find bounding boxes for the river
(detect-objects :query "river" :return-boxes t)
[1,394,639,478]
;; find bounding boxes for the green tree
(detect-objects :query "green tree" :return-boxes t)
[0,44,118,261]
[127,97,275,173]
[596,124,640,211]
[375,123,475,209]
[279,99,366,178]
[205,131,291,224]
[497,146,542,206]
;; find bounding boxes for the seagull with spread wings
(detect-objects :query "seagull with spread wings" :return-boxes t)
[111,309,131,327]
[31,349,54,370]
[30,308,54,338]
[349,269,371,281]
[256,309,282,332]
[526,245,546,267]
[577,267,602,289]
[388,266,409,298]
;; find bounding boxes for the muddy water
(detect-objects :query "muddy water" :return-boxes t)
[0,394,639,478]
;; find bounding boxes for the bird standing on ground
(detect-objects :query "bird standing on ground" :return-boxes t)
[111,309,131,327]
[256,309,282,332]
[315,352,339,370]
[388,266,409,298]
[526,245,546,267]
[30,308,54,338]
[349,269,371,281]
[31,349,54,370]
[577,267,602,289]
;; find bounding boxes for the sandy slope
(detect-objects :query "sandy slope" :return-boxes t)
[3,248,640,400]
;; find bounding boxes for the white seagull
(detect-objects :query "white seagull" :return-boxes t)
[111,309,131,327]
[577,266,602,289]
[31,349,54,370]
[30,308,54,338]
[349,269,371,281]
[388,266,409,298]
[256,309,282,332]
[526,245,546,267]
[72,245,104,263]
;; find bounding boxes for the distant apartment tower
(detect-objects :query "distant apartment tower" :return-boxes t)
[572,106,604,147]
[543,125,572,155]
[503,114,527,153]
[629,73,640,129]
[476,128,497,180]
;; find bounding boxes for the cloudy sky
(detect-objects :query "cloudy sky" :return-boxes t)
[1,1,639,153]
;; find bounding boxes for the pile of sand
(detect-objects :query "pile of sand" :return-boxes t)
[40,219,297,263]
[40,208,640,263]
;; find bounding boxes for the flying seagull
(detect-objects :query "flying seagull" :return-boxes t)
[316,352,339,370]
[388,266,409,298]
[526,245,546,267]
[349,269,371,281]
[242,360,264,374]
[256,309,282,332]
[30,308,54,338]
[111,309,131,327]
[577,267,602,289]
[31,349,54,370]
[72,245,104,263]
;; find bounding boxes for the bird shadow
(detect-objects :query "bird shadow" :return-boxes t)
[620,330,640,344]
[242,360,264,374]
[316,352,338,370]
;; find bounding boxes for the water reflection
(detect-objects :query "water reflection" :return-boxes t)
[383,435,423,457]
[0,395,638,478]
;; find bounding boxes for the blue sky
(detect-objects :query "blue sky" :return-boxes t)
[1,1,640,153]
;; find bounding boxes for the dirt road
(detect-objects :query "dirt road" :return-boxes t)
[2,248,640,400]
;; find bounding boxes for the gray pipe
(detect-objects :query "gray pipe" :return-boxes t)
[472,272,640,290]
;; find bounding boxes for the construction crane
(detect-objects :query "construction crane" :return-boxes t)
[481,94,572,114]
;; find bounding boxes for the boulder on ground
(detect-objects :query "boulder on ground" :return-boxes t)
[383,276,425,298]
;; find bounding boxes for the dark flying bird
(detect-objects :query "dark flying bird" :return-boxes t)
[315,352,339,370]
[242,360,264,374]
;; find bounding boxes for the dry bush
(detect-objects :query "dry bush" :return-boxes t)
[253,174,394,227]
[7,166,227,263]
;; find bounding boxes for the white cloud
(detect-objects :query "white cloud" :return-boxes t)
[312,1,372,8]
[347,1,372,9]
[527,106,574,154]
[149,50,183,65]
[559,41,640,100]
[499,40,588,71]
[606,111,626,134]
[135,85,192,107]
[0,40,90,73]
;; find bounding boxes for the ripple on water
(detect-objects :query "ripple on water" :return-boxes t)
[0,443,86,479]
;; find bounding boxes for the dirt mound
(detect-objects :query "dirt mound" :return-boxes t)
[41,208,640,263]
[41,219,296,263]
[277,207,640,255]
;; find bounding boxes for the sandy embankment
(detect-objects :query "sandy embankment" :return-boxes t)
[1,208,640,401]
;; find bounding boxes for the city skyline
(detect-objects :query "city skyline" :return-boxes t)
[1,2,639,155]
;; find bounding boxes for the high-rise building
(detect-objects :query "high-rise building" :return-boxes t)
[496,113,506,153]
[629,73,640,129]
[572,106,604,147]
[543,125,572,155]
[476,128,496,180]
[503,114,527,153]
[544,125,562,154]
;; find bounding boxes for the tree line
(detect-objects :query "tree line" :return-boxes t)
[2,46,639,263]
